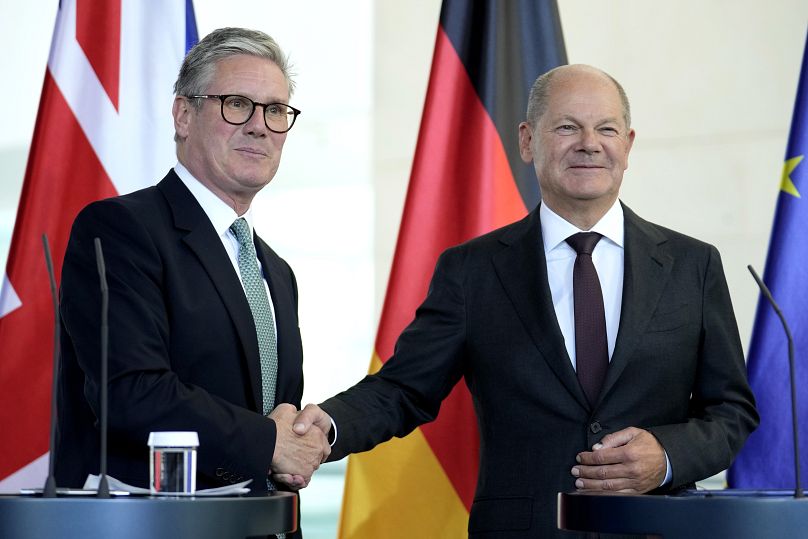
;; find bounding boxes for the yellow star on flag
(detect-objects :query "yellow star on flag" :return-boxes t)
[781,155,803,198]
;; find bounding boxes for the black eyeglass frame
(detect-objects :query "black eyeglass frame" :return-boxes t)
[188,94,301,133]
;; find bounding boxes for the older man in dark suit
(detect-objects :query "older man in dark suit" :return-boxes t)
[289,64,759,537]
[55,28,328,531]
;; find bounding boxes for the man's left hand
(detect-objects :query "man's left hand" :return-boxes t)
[571,427,666,493]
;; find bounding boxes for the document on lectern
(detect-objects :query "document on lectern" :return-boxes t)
[83,474,252,496]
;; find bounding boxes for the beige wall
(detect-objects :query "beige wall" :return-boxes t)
[372,0,808,353]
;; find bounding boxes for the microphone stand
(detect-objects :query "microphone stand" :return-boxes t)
[748,265,803,498]
[41,234,60,498]
[94,238,110,498]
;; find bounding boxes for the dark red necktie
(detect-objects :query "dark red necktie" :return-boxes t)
[566,232,608,407]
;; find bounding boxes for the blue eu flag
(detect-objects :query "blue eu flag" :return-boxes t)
[728,30,808,488]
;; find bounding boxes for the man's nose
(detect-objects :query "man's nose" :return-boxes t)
[243,107,268,136]
[578,128,601,153]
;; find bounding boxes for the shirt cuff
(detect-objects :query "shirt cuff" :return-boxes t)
[660,449,672,487]
[328,417,338,447]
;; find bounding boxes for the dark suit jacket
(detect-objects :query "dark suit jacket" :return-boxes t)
[321,203,758,538]
[55,170,304,494]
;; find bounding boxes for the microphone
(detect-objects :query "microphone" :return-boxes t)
[94,238,110,498]
[748,264,803,498]
[41,234,60,498]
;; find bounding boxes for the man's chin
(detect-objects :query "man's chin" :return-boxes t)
[234,166,278,187]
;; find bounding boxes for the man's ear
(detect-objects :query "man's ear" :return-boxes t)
[172,96,192,140]
[518,122,534,163]
[624,127,636,169]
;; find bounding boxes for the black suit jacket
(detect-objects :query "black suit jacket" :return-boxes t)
[55,170,304,493]
[321,203,758,538]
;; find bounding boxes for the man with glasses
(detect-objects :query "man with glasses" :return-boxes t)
[55,28,326,528]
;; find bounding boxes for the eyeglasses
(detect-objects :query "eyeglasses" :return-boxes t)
[188,94,301,133]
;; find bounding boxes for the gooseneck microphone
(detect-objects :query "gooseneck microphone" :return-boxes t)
[748,264,803,498]
[94,238,111,498]
[41,234,60,498]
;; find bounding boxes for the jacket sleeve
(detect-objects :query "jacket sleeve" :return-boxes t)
[321,246,469,461]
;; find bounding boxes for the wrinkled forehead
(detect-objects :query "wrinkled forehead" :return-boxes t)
[208,55,289,98]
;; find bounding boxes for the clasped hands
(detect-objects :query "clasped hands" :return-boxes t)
[270,406,666,494]
[571,426,667,493]
[268,403,333,490]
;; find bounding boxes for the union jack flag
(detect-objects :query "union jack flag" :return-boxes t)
[0,0,197,491]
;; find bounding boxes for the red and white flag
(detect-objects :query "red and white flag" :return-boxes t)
[0,0,197,490]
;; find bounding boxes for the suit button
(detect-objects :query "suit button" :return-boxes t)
[215,468,224,477]
[590,421,602,434]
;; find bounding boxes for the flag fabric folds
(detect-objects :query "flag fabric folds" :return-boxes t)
[0,0,197,490]
[338,1,566,536]
[728,31,808,489]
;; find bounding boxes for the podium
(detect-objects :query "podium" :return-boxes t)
[558,490,808,538]
[0,491,296,539]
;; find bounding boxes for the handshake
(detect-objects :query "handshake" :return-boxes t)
[268,403,333,490]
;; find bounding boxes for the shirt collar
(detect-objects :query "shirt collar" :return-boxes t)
[174,162,255,236]
[540,199,624,254]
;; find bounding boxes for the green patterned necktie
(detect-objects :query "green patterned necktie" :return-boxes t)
[230,218,278,415]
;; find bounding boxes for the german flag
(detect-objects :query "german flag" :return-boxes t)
[338,1,566,536]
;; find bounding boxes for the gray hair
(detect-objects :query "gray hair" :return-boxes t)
[174,27,294,107]
[525,65,631,129]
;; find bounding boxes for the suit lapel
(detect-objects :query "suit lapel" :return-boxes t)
[599,204,673,404]
[492,208,589,411]
[157,171,264,413]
